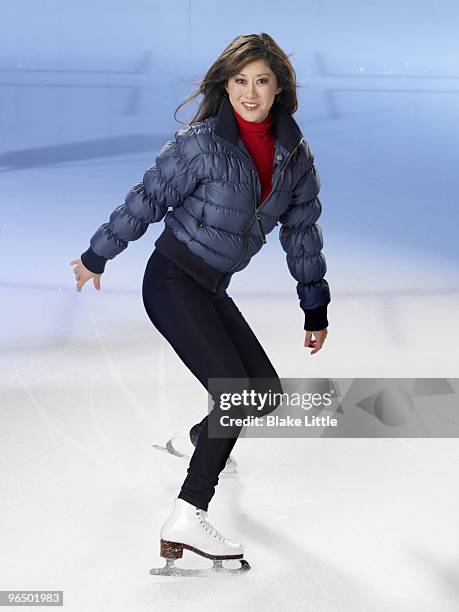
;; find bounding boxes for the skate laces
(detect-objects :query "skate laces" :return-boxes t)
[195,508,228,543]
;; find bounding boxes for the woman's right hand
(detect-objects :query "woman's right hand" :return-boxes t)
[70,258,101,292]
[304,328,328,355]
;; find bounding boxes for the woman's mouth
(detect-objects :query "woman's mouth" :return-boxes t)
[242,102,260,111]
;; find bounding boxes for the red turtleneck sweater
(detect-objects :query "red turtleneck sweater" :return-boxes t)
[232,106,275,204]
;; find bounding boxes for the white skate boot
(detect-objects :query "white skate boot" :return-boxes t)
[149,498,250,576]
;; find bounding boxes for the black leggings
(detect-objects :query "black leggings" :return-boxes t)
[142,248,282,511]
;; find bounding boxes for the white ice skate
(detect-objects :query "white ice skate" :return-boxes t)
[152,422,238,474]
[149,498,250,576]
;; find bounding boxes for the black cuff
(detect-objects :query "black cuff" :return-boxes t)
[81,246,107,274]
[303,304,329,331]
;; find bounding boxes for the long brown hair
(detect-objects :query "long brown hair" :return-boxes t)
[173,33,299,126]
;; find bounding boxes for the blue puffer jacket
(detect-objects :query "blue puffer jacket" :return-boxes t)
[81,94,331,330]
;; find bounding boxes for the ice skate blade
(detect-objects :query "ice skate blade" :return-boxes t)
[152,438,188,458]
[149,557,251,577]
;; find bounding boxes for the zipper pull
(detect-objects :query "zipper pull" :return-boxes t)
[256,212,267,243]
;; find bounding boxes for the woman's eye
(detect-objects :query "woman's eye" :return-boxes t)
[235,78,269,85]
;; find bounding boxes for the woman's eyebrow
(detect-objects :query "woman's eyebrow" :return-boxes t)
[235,73,271,77]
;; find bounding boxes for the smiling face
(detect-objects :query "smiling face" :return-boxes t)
[225,58,282,123]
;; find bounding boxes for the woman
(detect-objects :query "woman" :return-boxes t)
[70,33,330,576]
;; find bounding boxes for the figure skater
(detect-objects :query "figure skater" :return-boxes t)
[70,32,330,576]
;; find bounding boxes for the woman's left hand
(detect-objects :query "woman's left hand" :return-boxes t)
[304,328,328,355]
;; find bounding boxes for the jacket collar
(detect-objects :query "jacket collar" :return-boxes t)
[213,93,303,153]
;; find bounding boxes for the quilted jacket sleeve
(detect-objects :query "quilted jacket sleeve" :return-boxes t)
[278,142,331,331]
[80,126,202,274]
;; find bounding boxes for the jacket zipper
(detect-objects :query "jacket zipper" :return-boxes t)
[254,137,304,245]
[254,171,266,244]
[255,210,267,243]
[258,137,305,213]
[211,137,304,292]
